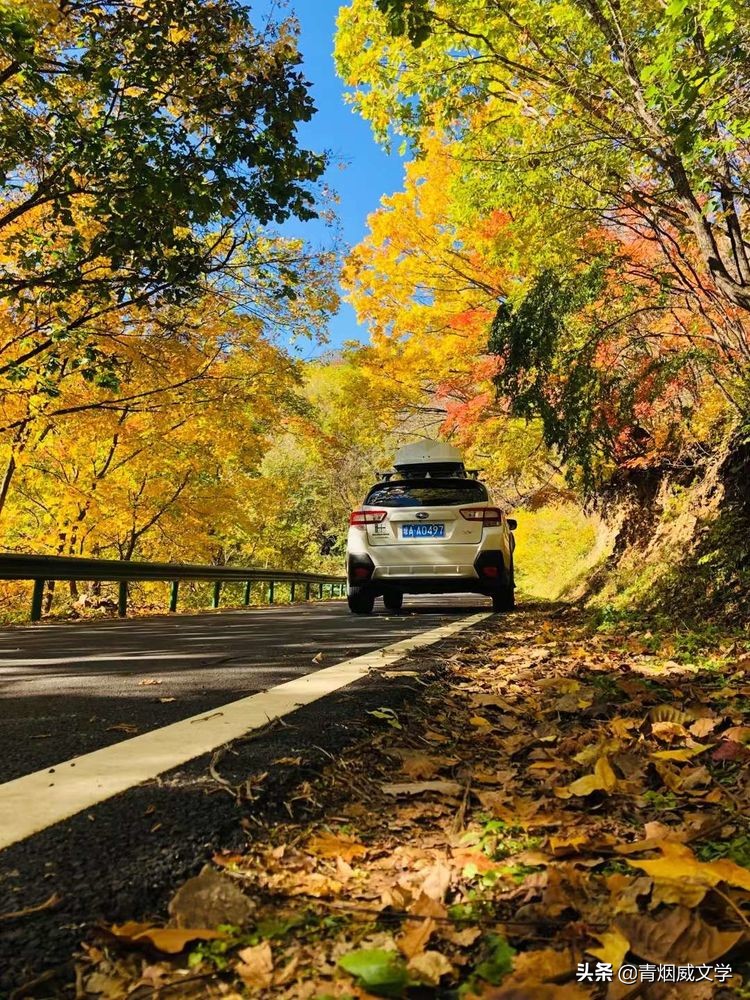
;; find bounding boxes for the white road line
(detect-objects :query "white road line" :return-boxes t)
[0,612,490,850]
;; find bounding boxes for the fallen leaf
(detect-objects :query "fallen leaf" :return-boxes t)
[381,780,463,797]
[137,678,162,686]
[397,916,436,958]
[280,872,344,897]
[106,722,138,734]
[610,717,639,738]
[689,717,720,737]
[547,834,588,856]
[606,874,653,914]
[626,840,750,892]
[650,743,712,761]
[589,927,630,969]
[478,983,590,999]
[237,941,273,989]
[338,948,409,997]
[158,697,176,703]
[555,756,617,797]
[393,748,457,779]
[407,949,453,985]
[410,891,448,919]
[712,740,750,761]
[272,954,300,986]
[723,725,750,743]
[419,861,452,901]
[469,714,493,729]
[651,721,689,741]
[616,906,742,963]
[0,891,62,922]
[307,830,367,863]
[511,948,576,982]
[109,921,225,954]
[441,924,482,946]
[452,847,505,874]
[311,652,325,664]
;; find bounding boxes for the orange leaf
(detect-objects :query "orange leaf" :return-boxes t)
[109,922,225,954]
[306,831,367,863]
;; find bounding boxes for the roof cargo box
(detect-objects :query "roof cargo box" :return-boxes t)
[393,441,466,479]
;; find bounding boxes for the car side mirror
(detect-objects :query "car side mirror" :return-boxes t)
[506,518,517,531]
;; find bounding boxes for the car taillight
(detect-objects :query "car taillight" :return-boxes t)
[349,509,388,527]
[460,507,503,527]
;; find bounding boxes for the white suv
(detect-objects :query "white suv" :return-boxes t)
[346,442,516,614]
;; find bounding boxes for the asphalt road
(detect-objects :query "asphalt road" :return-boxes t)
[0,594,496,993]
[0,594,490,784]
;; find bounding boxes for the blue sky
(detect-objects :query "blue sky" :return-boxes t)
[256,0,407,351]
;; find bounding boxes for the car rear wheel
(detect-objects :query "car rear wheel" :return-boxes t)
[492,584,515,612]
[383,590,403,613]
[348,587,375,615]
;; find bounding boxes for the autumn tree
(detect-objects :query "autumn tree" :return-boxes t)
[338,0,750,326]
[0,0,332,518]
[336,0,750,489]
[342,137,576,501]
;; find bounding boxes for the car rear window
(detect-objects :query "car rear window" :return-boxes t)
[364,480,489,508]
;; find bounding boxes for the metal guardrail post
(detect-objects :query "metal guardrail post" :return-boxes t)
[31,579,44,622]
[118,581,128,617]
[0,554,345,621]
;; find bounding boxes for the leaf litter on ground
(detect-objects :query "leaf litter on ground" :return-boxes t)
[74,605,750,998]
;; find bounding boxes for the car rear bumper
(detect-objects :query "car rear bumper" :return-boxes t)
[362,577,507,596]
[347,548,511,594]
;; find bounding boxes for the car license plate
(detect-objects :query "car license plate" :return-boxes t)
[402,523,445,538]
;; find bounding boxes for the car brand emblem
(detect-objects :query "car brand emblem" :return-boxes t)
[416,512,429,519]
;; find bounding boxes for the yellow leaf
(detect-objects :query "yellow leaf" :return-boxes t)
[548,834,587,856]
[650,721,689,741]
[469,715,493,729]
[650,878,707,908]
[589,928,629,969]
[650,743,712,761]
[556,756,617,797]
[610,717,639,738]
[626,841,750,892]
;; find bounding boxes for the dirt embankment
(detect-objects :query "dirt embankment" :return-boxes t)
[575,435,750,625]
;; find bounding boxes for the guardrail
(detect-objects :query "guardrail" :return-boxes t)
[0,553,346,622]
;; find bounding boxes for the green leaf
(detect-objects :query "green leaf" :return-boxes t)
[474,933,515,985]
[338,948,410,997]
